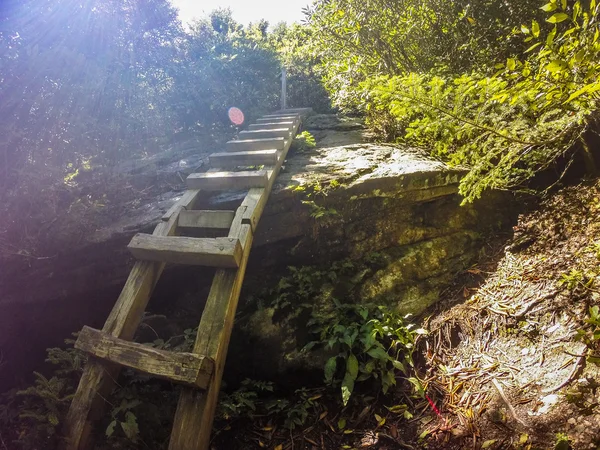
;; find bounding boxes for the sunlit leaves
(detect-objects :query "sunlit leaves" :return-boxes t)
[532,20,541,37]
[541,2,558,12]
[547,12,570,23]
[341,354,358,406]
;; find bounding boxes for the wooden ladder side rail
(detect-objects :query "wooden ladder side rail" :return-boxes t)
[168,119,298,450]
[62,202,193,450]
[62,113,303,450]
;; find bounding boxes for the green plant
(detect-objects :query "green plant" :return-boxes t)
[0,338,85,449]
[576,306,600,361]
[291,131,317,153]
[559,268,585,289]
[217,379,275,420]
[317,0,600,202]
[304,302,422,405]
[554,431,571,450]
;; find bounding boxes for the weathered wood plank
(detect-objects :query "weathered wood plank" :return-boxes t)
[161,190,201,221]
[168,109,298,450]
[256,116,298,124]
[128,234,242,268]
[226,137,285,152]
[258,113,300,120]
[186,170,268,190]
[62,209,182,450]
[238,129,291,140]
[169,220,253,450]
[178,210,235,230]
[76,326,214,389]
[248,122,294,130]
[209,150,278,168]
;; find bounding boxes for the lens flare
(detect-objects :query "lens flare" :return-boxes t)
[228,107,244,126]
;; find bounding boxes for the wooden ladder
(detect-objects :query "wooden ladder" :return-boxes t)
[62,108,311,450]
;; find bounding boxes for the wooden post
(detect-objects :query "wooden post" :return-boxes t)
[281,68,287,111]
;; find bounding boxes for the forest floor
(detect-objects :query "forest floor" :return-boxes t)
[213,178,600,450]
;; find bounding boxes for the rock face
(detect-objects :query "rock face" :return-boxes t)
[0,114,516,388]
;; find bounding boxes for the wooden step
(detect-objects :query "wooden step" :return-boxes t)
[239,129,291,140]
[226,137,285,152]
[256,116,299,124]
[186,170,268,190]
[248,122,295,130]
[75,326,214,389]
[261,113,300,119]
[178,210,235,229]
[128,234,242,268]
[209,150,278,168]
[275,108,312,114]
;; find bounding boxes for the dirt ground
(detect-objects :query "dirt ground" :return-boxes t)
[212,178,600,450]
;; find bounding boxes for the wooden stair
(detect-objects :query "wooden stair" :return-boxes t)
[62,109,310,450]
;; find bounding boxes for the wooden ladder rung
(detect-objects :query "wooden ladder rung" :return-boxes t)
[248,122,295,130]
[226,137,285,152]
[209,150,278,168]
[239,129,291,140]
[186,170,268,190]
[256,116,298,124]
[75,326,214,389]
[178,210,235,230]
[261,113,300,119]
[128,234,242,268]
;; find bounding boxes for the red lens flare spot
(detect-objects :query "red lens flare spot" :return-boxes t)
[228,107,244,126]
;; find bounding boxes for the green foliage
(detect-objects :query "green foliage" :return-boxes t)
[354,0,600,202]
[554,432,571,450]
[306,0,546,109]
[0,337,85,449]
[305,303,420,405]
[559,268,586,289]
[216,381,322,431]
[290,131,317,153]
[576,306,600,358]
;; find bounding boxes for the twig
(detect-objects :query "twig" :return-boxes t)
[491,378,527,427]
[0,430,8,450]
[542,354,586,393]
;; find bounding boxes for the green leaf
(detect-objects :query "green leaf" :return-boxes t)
[385,404,408,413]
[324,356,337,383]
[482,440,497,449]
[532,20,540,37]
[547,13,570,23]
[120,412,139,441]
[546,60,568,73]
[525,42,543,53]
[541,2,558,11]
[374,413,386,426]
[547,27,558,45]
[574,1,581,20]
[341,354,358,405]
[367,346,389,361]
[561,0,567,10]
[521,25,530,34]
[106,420,117,438]
[346,353,359,380]
[574,49,586,63]
[338,418,346,430]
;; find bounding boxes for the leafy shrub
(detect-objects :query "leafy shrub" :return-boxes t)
[359,0,600,202]
[0,337,85,449]
[290,130,317,153]
[304,303,421,405]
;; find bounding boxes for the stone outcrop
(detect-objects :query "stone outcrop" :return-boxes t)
[0,114,516,388]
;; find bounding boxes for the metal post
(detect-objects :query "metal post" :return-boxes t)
[281,68,287,111]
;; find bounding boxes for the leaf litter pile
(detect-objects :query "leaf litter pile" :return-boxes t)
[212,179,600,450]
[421,179,600,450]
